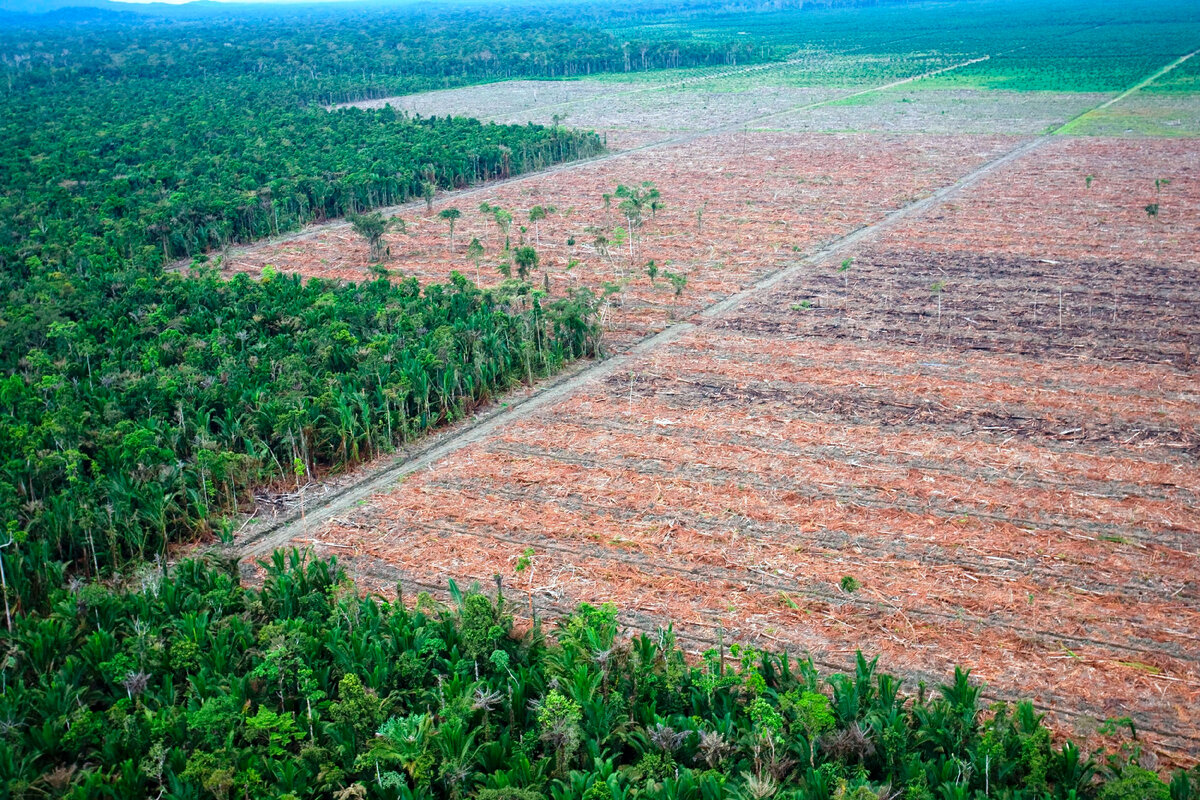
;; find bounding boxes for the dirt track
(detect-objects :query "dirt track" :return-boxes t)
[237,133,1049,561]
[230,54,1200,761]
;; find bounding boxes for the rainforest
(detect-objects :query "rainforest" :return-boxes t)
[1,0,1199,795]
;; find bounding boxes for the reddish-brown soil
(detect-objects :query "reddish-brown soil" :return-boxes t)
[225,131,1018,348]
[237,128,1200,761]
[880,137,1200,263]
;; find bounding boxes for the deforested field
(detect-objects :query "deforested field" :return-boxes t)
[11,0,1200,794]
[232,32,1200,763]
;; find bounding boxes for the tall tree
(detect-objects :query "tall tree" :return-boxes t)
[439,208,463,250]
[349,212,403,263]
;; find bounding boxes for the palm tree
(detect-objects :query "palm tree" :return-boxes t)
[478,202,493,246]
[422,181,436,215]
[615,182,661,263]
[528,205,556,246]
[0,523,14,631]
[438,208,462,250]
[467,238,485,282]
[513,246,539,280]
[349,212,403,263]
[493,208,513,250]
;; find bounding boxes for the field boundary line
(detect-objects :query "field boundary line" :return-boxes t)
[1055,48,1200,135]
[233,129,1044,560]
[175,53,992,271]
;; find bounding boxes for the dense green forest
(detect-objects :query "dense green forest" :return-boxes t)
[2,551,1195,799]
[0,1,731,608]
[0,264,602,609]
[1,1,1197,794]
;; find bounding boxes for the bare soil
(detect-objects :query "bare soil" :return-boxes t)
[878,137,1200,263]
[235,68,1200,762]
[226,131,1018,349]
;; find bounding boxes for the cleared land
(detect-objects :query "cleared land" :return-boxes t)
[338,53,968,145]
[227,132,1018,348]
[756,89,1109,135]
[880,137,1199,263]
[235,50,1200,761]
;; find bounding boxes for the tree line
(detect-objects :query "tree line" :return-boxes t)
[0,262,601,615]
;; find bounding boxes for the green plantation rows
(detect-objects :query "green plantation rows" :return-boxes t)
[1,551,1195,799]
[618,0,1200,94]
[0,266,601,613]
[1144,53,1200,93]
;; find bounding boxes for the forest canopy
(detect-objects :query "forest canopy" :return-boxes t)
[2,551,1195,799]
[0,2,701,602]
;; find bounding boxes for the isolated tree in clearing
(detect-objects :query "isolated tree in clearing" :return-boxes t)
[514,245,539,280]
[438,207,462,250]
[493,207,514,249]
[467,237,485,281]
[528,204,557,246]
[349,211,403,263]
[478,202,493,245]
[614,181,661,263]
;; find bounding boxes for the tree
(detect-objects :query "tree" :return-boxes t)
[931,279,947,324]
[349,212,403,263]
[593,232,609,259]
[0,522,16,631]
[528,205,556,246]
[614,182,661,263]
[666,271,687,297]
[422,181,437,215]
[838,257,852,288]
[493,207,514,249]
[479,202,493,246]
[513,246,539,280]
[467,238,485,282]
[439,208,462,250]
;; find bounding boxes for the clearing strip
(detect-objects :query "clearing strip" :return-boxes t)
[179,53,993,271]
[237,46,1184,558]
